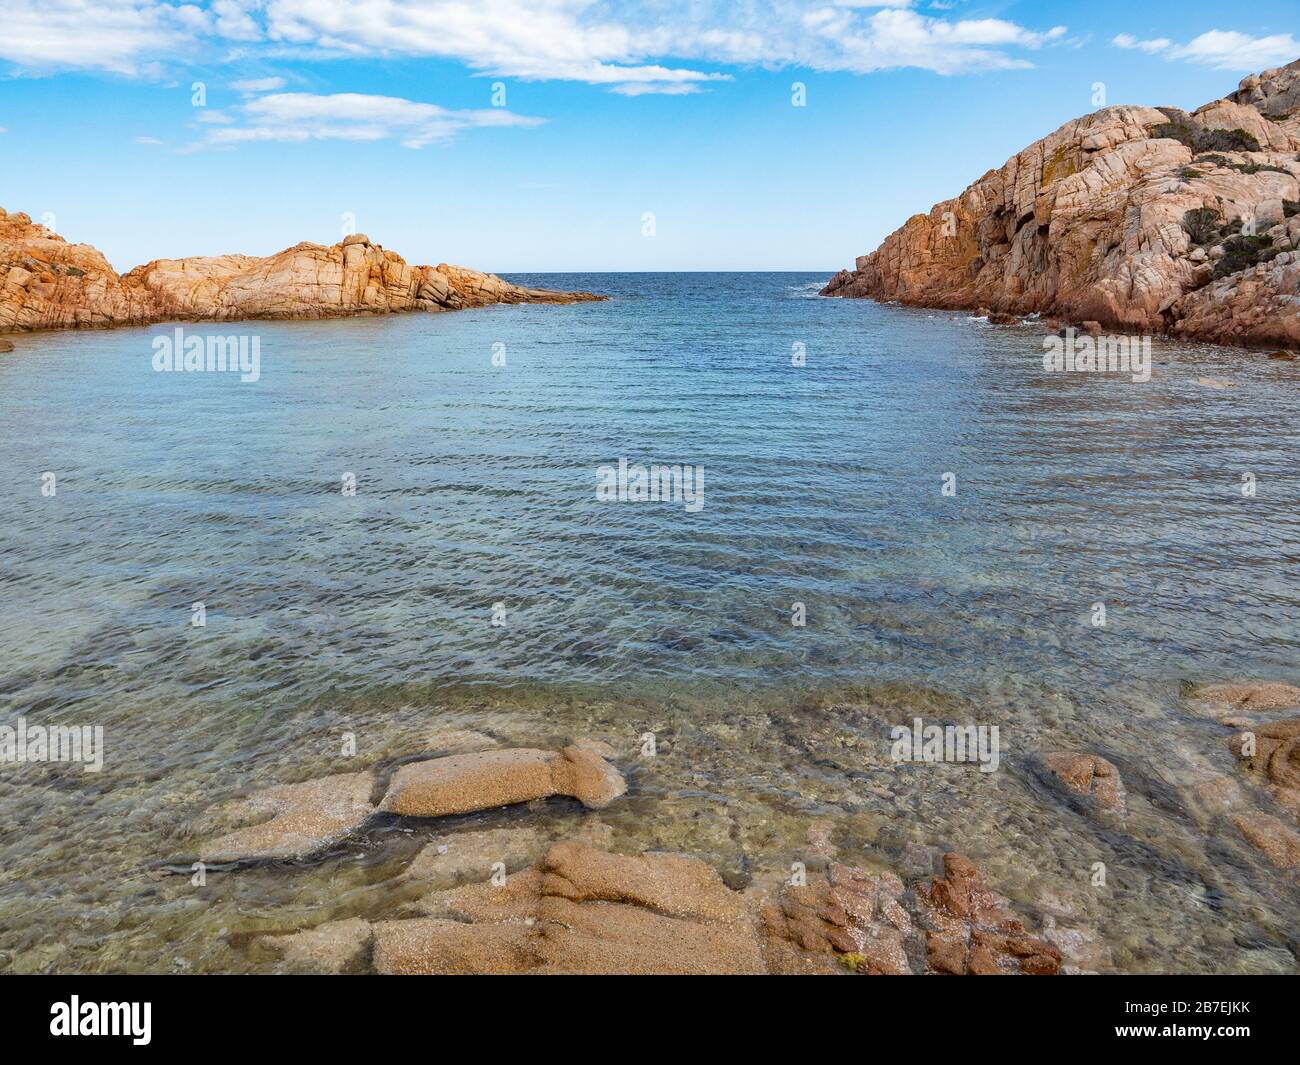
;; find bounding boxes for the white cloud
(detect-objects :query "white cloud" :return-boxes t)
[195,91,544,149]
[0,0,1071,84]
[134,135,164,144]
[1113,29,1298,70]
[1112,34,1171,55]
[0,0,198,74]
[231,76,287,92]
[807,10,1067,75]
[1169,31,1299,71]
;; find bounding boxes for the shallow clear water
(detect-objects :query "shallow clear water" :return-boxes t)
[0,272,1296,973]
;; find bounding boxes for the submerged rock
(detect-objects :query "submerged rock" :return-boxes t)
[258,917,373,974]
[758,862,914,975]
[373,918,537,976]
[255,836,1064,976]
[1042,920,1113,974]
[1231,811,1300,871]
[378,841,766,975]
[378,746,625,817]
[1043,751,1127,812]
[199,771,375,862]
[1193,681,1300,713]
[404,825,549,885]
[1229,717,1300,791]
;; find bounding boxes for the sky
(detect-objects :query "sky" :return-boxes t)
[0,1,1297,272]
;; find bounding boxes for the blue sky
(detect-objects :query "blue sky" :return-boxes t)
[1,1,1297,272]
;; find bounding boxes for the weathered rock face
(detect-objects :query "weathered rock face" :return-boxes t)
[0,208,603,333]
[822,59,1300,350]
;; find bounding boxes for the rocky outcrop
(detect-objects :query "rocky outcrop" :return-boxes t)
[377,746,626,817]
[0,208,602,333]
[822,59,1300,350]
[403,826,551,885]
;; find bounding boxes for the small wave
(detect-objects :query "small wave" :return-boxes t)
[788,281,830,299]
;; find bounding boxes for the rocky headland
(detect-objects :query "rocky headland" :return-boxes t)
[0,207,602,334]
[822,59,1300,350]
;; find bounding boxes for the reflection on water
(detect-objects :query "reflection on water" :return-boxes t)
[0,273,1296,973]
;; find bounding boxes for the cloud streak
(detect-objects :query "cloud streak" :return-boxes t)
[1112,29,1299,71]
[192,91,544,150]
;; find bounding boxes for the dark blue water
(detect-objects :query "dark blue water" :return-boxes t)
[0,272,1296,972]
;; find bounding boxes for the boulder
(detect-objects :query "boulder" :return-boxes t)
[377,746,625,817]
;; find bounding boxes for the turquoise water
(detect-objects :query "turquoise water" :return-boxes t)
[0,272,1296,973]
